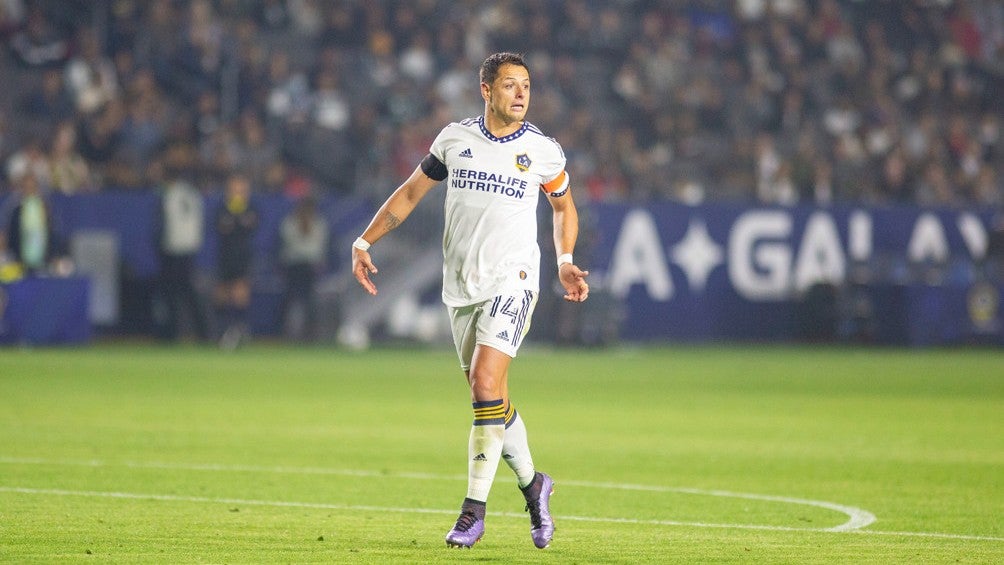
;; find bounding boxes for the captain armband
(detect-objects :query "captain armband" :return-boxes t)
[420,153,448,181]
[543,171,569,197]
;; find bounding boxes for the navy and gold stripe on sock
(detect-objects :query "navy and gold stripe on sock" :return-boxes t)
[504,402,518,429]
[472,399,505,426]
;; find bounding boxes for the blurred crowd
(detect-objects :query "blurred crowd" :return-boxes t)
[0,0,1002,208]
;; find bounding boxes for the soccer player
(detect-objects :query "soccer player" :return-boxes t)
[351,52,589,549]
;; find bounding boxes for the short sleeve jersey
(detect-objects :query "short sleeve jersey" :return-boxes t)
[428,116,567,307]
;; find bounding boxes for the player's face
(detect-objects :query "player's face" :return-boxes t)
[484,63,530,125]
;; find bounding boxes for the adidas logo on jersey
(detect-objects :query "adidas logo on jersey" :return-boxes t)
[459,148,473,158]
[496,330,509,341]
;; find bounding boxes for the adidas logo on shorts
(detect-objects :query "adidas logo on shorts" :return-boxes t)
[496,330,509,341]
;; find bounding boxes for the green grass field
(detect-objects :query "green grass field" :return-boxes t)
[1,344,1002,563]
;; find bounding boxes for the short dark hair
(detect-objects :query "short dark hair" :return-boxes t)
[479,52,528,85]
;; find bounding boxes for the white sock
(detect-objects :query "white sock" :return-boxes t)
[502,405,536,488]
[467,400,506,502]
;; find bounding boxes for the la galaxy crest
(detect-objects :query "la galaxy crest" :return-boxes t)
[515,153,531,172]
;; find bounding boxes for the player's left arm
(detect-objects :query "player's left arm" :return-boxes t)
[543,171,589,303]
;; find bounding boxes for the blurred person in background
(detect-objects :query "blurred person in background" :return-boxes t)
[47,120,94,194]
[64,27,120,116]
[116,68,170,187]
[984,210,1004,284]
[8,5,70,69]
[5,135,51,190]
[232,110,279,188]
[351,52,589,550]
[156,144,210,342]
[1,164,61,277]
[214,172,257,349]
[278,195,327,342]
[75,99,126,184]
[2,0,1001,209]
[18,68,75,126]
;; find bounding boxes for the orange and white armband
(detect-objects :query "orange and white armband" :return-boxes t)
[543,171,569,197]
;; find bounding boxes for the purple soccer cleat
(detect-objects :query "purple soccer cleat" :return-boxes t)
[522,472,555,549]
[445,508,485,548]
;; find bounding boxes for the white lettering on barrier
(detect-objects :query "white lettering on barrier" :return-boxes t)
[908,213,949,263]
[608,209,673,300]
[848,211,872,261]
[604,207,989,303]
[670,219,723,292]
[729,211,792,301]
[793,212,846,293]
[958,213,987,259]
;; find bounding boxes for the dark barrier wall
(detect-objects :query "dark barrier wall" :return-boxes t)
[2,191,373,342]
[2,192,1001,345]
[37,191,373,280]
[582,202,1001,345]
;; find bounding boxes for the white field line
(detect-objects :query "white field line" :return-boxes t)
[0,485,842,537]
[557,479,876,532]
[1,457,1000,542]
[0,456,874,531]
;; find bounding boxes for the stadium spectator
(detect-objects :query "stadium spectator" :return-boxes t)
[18,68,74,126]
[64,27,120,116]
[231,110,279,189]
[263,49,310,128]
[75,98,126,186]
[0,0,25,39]
[168,0,227,105]
[5,135,51,191]
[192,89,223,143]
[985,211,1004,283]
[0,0,999,209]
[141,0,182,86]
[0,111,8,177]
[7,6,69,69]
[972,164,1001,207]
[300,67,354,192]
[116,68,171,186]
[47,120,94,194]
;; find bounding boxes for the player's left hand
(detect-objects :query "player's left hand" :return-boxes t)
[559,262,589,302]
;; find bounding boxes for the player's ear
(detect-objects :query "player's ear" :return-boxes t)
[480,82,491,102]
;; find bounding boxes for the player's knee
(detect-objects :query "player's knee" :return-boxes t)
[468,370,501,401]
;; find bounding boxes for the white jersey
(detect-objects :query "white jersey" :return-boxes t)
[429,116,568,307]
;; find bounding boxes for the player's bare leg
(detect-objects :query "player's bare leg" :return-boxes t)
[446,345,509,547]
[445,345,554,548]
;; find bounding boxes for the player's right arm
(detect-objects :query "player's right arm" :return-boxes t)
[352,163,441,295]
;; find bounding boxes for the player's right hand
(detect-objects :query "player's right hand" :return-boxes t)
[352,247,378,295]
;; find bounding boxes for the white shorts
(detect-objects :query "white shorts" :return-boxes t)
[449,290,538,371]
